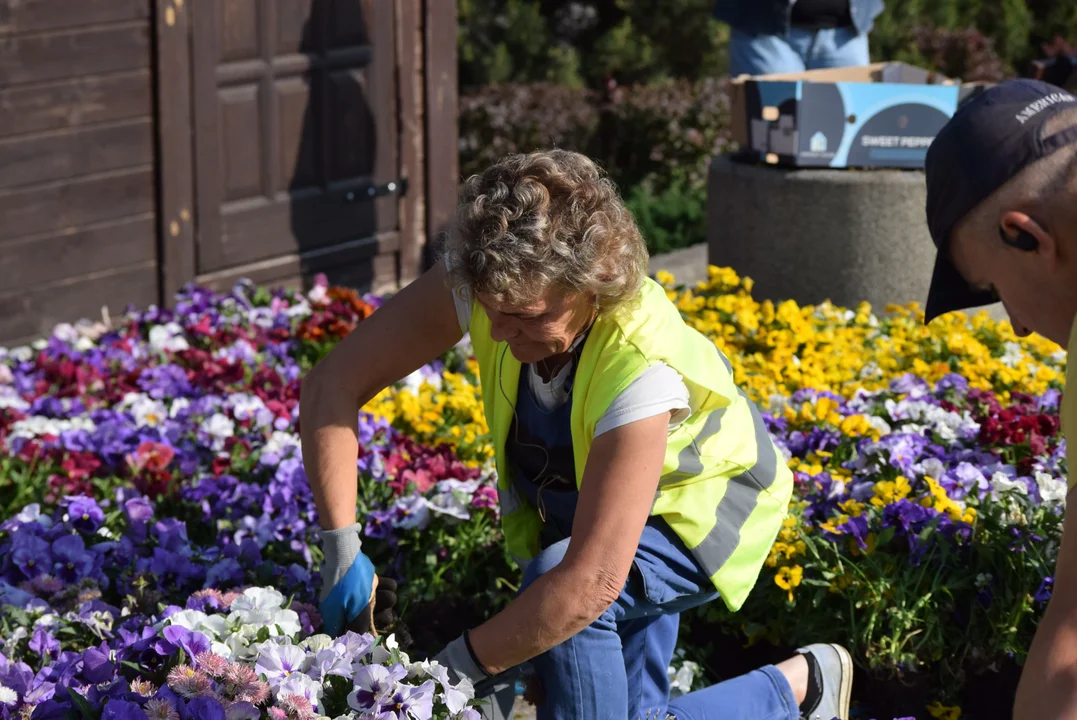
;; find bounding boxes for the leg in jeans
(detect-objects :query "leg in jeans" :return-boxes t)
[784,25,871,70]
[620,612,680,718]
[728,28,806,76]
[667,666,800,720]
[518,538,629,720]
[517,520,799,720]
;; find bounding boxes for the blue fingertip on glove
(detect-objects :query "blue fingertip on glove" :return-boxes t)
[319,551,375,637]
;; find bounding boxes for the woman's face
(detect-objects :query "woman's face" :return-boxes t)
[476,286,596,364]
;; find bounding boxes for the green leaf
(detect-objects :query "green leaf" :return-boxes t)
[66,688,100,720]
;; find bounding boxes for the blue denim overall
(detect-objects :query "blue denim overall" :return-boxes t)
[505,357,799,720]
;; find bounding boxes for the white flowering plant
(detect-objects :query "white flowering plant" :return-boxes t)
[151,587,478,720]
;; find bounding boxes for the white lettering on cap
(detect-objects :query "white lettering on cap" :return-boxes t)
[1015,92,1077,124]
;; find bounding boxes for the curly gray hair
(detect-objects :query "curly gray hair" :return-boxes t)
[442,149,649,312]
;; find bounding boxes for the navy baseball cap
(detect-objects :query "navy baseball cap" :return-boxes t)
[924,79,1077,322]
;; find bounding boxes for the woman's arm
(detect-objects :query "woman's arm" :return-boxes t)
[467,412,670,674]
[300,262,463,530]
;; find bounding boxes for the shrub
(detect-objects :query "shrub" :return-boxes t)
[598,76,734,193]
[908,26,1010,83]
[457,83,599,180]
[625,176,707,255]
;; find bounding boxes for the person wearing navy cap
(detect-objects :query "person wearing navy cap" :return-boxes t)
[923,78,1077,719]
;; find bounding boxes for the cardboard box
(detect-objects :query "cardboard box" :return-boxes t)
[730,62,970,169]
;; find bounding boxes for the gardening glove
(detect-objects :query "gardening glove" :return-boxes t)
[318,522,398,637]
[434,634,517,720]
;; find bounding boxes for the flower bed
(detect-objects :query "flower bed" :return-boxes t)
[0,269,1067,720]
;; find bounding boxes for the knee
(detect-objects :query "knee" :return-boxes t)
[519,539,571,593]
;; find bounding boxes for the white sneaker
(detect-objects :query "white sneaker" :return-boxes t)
[796,643,853,720]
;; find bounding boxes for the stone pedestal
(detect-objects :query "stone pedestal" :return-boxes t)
[707,154,937,313]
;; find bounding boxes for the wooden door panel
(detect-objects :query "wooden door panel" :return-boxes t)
[192,0,398,276]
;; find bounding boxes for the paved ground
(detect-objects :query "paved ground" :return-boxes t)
[648,243,709,287]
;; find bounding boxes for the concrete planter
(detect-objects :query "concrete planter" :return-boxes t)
[707,153,936,313]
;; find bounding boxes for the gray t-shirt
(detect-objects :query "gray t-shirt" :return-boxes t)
[451,280,693,438]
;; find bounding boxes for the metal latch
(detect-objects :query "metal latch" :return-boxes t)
[345,178,408,203]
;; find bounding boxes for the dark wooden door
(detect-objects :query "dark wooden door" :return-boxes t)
[189,0,400,290]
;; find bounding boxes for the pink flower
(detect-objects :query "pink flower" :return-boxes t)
[130,679,157,697]
[277,695,314,720]
[472,485,498,511]
[194,652,229,678]
[145,698,181,720]
[267,708,287,720]
[167,665,214,699]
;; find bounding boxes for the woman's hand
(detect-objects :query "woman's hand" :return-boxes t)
[467,412,670,674]
[300,263,462,629]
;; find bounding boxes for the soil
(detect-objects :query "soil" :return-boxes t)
[400,592,488,655]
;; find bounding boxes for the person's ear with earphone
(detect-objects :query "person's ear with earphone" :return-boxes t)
[998,224,1039,252]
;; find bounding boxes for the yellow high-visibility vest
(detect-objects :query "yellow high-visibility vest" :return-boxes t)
[469,278,792,610]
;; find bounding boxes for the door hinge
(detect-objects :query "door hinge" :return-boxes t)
[345,178,408,203]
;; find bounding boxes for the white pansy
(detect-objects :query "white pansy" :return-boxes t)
[284,299,312,318]
[52,323,80,344]
[262,431,300,461]
[0,365,15,385]
[918,458,946,481]
[231,587,286,614]
[308,285,329,305]
[1037,472,1068,504]
[991,472,1028,496]
[211,640,235,660]
[999,342,1025,368]
[33,613,59,630]
[9,415,96,440]
[200,413,235,450]
[867,416,892,436]
[149,323,190,353]
[130,394,169,428]
[228,393,267,422]
[8,347,33,363]
[975,573,993,589]
[667,660,701,698]
[0,387,29,408]
[169,397,191,418]
[166,610,228,639]
[300,634,334,653]
[767,394,788,415]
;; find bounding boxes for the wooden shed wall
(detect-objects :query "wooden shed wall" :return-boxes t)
[0,0,159,343]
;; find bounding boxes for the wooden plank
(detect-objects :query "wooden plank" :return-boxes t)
[194,231,397,294]
[214,192,381,269]
[190,0,224,273]
[0,70,151,139]
[0,261,158,346]
[154,0,196,301]
[367,0,399,235]
[0,167,154,241]
[396,0,424,284]
[423,0,458,261]
[0,215,155,291]
[0,23,151,86]
[0,0,149,35]
[0,118,153,189]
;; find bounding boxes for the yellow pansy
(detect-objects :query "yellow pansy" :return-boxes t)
[775,565,804,602]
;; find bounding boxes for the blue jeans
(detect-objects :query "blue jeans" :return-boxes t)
[520,518,799,720]
[729,25,870,76]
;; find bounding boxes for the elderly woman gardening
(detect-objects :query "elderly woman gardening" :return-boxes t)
[300,150,852,720]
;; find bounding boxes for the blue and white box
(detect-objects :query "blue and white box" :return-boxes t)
[730,62,973,169]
